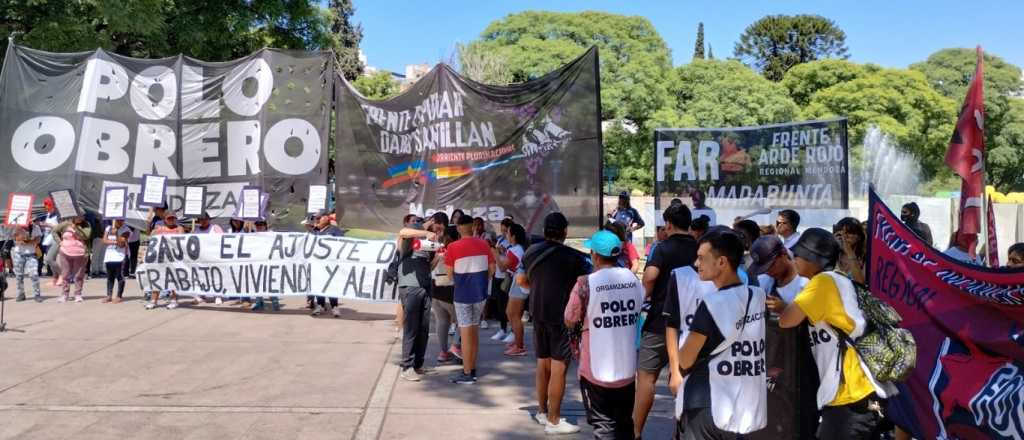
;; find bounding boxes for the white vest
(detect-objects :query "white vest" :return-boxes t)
[586,267,644,383]
[703,284,768,434]
[672,266,716,418]
[808,272,893,409]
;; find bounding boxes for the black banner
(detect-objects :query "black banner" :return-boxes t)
[654,119,849,210]
[0,44,332,228]
[334,48,603,236]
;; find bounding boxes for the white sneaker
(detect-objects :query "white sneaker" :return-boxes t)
[215,297,223,305]
[490,329,507,341]
[448,324,456,336]
[545,419,580,435]
[145,302,158,310]
[502,332,516,344]
[480,320,490,330]
[522,312,531,322]
[400,368,422,382]
[332,307,342,318]
[533,412,548,425]
[311,304,324,316]
[166,301,178,310]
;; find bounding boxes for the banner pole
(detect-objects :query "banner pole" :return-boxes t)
[593,47,604,231]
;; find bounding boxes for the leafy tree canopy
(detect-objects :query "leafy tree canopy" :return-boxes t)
[352,70,400,100]
[734,14,849,81]
[781,59,879,107]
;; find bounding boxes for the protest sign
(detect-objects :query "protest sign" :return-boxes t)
[307,185,327,214]
[102,187,127,219]
[0,44,332,228]
[49,189,78,219]
[334,48,602,236]
[867,189,1024,440]
[139,174,167,208]
[183,186,206,217]
[240,187,262,220]
[136,232,397,301]
[654,119,849,210]
[4,193,34,225]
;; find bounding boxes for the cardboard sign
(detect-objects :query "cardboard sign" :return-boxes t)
[307,185,328,214]
[4,193,34,226]
[139,174,167,208]
[240,187,262,220]
[183,186,206,217]
[103,187,128,219]
[49,189,79,219]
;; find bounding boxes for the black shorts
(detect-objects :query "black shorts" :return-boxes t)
[638,330,669,372]
[581,377,635,440]
[534,322,571,362]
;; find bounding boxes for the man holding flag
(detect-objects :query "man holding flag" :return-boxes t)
[945,46,998,266]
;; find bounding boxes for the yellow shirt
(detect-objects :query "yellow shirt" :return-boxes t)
[793,273,875,406]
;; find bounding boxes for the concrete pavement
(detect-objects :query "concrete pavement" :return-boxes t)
[0,277,675,439]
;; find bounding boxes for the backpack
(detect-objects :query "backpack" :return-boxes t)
[837,279,917,383]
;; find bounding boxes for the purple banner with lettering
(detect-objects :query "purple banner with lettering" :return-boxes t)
[867,189,1024,440]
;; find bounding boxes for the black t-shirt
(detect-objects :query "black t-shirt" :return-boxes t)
[523,241,590,324]
[398,236,432,288]
[643,234,698,333]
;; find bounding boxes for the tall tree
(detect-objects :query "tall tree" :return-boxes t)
[328,0,364,80]
[707,44,714,60]
[457,42,513,85]
[463,11,674,126]
[781,59,877,106]
[911,48,1024,190]
[734,14,849,81]
[660,59,800,128]
[352,71,400,99]
[693,22,705,60]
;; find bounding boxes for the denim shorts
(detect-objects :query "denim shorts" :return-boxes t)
[454,300,486,327]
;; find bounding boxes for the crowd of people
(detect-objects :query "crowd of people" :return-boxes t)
[387,191,1024,440]
[3,191,1024,440]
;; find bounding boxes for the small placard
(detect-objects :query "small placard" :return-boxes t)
[102,187,128,219]
[307,185,328,214]
[49,189,79,219]
[4,193,34,226]
[240,187,262,220]
[183,186,206,217]
[139,174,168,208]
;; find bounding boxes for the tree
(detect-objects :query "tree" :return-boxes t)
[463,11,674,126]
[1,0,342,62]
[457,42,513,85]
[734,14,849,81]
[911,48,1024,190]
[801,68,957,180]
[663,59,800,128]
[352,71,400,100]
[781,59,878,106]
[693,22,705,60]
[327,0,364,80]
[707,44,714,60]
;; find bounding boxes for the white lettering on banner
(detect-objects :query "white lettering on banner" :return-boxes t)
[181,65,220,120]
[78,58,130,113]
[227,121,262,176]
[133,124,179,178]
[422,205,506,222]
[706,184,834,207]
[75,116,130,175]
[263,119,320,175]
[655,140,720,182]
[362,90,502,155]
[223,59,273,117]
[137,233,399,302]
[11,116,76,172]
[129,65,177,120]
[181,123,222,178]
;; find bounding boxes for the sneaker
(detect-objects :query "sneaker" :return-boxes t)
[544,419,580,435]
[166,301,178,310]
[436,351,451,363]
[250,302,264,311]
[16,294,26,302]
[502,332,516,344]
[145,302,158,310]
[490,329,507,341]
[449,345,463,360]
[215,297,223,305]
[311,304,324,316]
[448,324,456,336]
[504,347,528,357]
[74,296,84,303]
[480,320,490,330]
[332,307,342,318]
[400,368,422,382]
[450,371,476,384]
[522,311,531,322]
[415,367,437,376]
[34,295,44,303]
[533,412,548,425]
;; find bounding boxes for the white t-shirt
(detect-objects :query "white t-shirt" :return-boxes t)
[103,225,132,263]
[41,214,60,247]
[756,274,809,304]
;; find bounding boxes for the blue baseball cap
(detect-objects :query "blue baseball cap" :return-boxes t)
[584,230,622,257]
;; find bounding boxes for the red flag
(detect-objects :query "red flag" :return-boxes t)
[986,198,999,266]
[948,47,986,255]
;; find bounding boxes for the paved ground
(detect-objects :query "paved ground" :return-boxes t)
[0,277,675,439]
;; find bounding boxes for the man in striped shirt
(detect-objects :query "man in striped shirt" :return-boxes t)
[445,215,495,384]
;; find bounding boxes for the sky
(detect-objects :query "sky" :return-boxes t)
[354,0,1024,74]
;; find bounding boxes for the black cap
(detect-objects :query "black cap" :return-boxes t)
[544,212,569,231]
[747,235,787,275]
[618,191,630,199]
[792,228,840,269]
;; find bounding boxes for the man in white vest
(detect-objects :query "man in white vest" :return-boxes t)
[664,263,716,437]
[564,230,644,439]
[675,230,767,439]
[779,228,892,440]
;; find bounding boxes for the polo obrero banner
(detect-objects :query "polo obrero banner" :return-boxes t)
[333,48,603,237]
[0,43,332,229]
